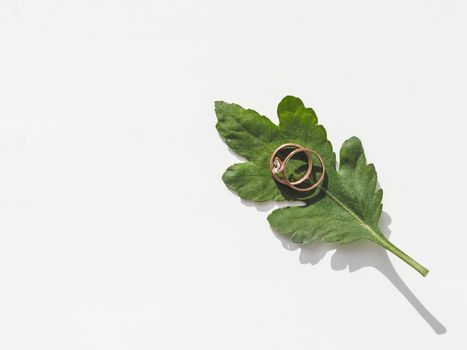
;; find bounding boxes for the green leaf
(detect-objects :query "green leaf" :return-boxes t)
[216,96,429,276]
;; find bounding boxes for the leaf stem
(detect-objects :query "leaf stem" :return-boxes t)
[375,236,429,276]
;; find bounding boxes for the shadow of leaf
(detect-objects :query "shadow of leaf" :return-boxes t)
[266,209,447,334]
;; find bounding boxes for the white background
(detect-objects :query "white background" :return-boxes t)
[0,0,466,349]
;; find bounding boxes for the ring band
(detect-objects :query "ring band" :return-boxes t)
[270,143,313,185]
[269,143,325,192]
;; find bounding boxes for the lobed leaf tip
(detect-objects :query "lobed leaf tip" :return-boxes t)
[214,100,228,110]
[277,95,305,112]
[344,136,363,146]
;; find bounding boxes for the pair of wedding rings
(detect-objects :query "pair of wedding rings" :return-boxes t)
[269,143,325,192]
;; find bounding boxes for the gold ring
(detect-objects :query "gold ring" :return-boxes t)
[269,143,325,192]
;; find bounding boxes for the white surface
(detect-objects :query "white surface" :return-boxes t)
[0,0,466,349]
